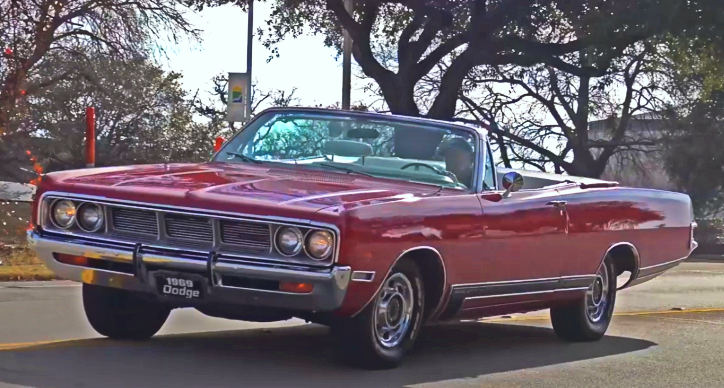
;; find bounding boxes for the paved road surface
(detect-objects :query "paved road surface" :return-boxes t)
[0,261,722,387]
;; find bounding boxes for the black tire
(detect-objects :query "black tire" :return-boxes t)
[331,259,425,370]
[82,283,171,340]
[550,256,617,341]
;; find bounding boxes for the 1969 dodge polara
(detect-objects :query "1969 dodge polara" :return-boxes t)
[28,107,698,369]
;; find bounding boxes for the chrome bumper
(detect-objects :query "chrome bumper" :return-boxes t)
[27,231,351,312]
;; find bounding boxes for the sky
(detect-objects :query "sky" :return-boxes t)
[159,3,367,110]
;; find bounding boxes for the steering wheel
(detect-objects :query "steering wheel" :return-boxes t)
[400,162,461,185]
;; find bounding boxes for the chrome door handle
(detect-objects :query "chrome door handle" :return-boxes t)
[546,200,567,207]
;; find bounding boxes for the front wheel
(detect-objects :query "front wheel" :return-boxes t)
[331,259,425,370]
[550,256,617,341]
[83,284,171,340]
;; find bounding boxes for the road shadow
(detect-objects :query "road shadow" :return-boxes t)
[0,321,655,388]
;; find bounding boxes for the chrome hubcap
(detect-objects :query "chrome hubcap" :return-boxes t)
[374,273,414,348]
[586,263,610,322]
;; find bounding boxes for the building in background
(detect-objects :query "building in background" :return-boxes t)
[588,112,676,191]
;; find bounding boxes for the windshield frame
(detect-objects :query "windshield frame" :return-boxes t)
[211,107,484,193]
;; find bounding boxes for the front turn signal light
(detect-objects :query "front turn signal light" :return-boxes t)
[54,253,88,267]
[279,282,314,293]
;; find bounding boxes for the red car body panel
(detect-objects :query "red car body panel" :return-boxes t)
[31,157,696,321]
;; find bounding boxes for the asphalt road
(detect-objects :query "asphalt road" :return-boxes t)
[0,261,722,388]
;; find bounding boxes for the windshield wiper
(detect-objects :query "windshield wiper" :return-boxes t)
[317,163,374,177]
[225,151,262,164]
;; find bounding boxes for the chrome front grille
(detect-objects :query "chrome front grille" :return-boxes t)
[41,194,338,268]
[108,206,272,254]
[220,220,271,253]
[165,214,213,241]
[112,208,158,235]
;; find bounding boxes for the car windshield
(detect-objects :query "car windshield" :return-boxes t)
[213,110,479,190]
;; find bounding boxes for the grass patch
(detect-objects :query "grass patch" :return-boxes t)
[0,200,56,281]
[0,244,56,281]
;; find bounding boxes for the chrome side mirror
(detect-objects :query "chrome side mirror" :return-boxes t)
[502,171,524,197]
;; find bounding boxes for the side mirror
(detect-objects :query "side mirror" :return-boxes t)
[502,171,524,197]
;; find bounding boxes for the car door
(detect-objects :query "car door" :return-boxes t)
[460,142,570,309]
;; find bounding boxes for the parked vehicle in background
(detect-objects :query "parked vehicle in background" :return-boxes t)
[27,107,698,369]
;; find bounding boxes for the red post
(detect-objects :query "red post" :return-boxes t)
[85,107,95,168]
[214,137,224,152]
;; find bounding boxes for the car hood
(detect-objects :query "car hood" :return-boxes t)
[40,162,445,220]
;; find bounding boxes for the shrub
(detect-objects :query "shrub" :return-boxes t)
[695,217,724,247]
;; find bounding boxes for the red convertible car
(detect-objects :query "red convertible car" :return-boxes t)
[28,107,698,369]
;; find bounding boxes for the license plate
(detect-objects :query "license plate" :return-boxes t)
[155,273,205,300]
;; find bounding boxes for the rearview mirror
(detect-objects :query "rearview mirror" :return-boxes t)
[502,171,524,197]
[347,127,380,139]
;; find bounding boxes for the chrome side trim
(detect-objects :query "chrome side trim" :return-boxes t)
[454,274,595,288]
[350,246,447,319]
[38,191,341,266]
[464,287,589,301]
[639,255,689,272]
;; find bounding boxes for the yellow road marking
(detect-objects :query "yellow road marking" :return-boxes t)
[0,339,74,351]
[2,308,724,351]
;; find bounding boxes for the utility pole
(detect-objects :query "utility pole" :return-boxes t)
[246,0,254,121]
[341,0,352,110]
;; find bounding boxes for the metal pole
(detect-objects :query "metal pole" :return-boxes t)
[246,0,254,120]
[85,107,95,168]
[342,0,352,110]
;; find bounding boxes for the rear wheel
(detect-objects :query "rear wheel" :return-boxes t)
[550,256,617,341]
[331,259,425,369]
[83,284,171,340]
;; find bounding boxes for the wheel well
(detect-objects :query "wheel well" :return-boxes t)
[398,248,446,322]
[606,243,640,289]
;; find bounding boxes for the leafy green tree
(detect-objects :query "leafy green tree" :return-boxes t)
[0,0,199,181]
[186,0,723,119]
[661,91,724,218]
[26,54,206,173]
[454,41,668,177]
[183,0,724,167]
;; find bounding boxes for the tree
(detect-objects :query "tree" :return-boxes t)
[0,0,198,181]
[661,93,724,219]
[24,54,208,175]
[190,0,719,118]
[185,0,724,165]
[455,42,668,177]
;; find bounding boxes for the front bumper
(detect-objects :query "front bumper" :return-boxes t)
[27,231,351,312]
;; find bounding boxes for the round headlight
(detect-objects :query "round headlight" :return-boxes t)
[275,226,303,256]
[77,203,105,232]
[51,200,76,229]
[305,230,334,261]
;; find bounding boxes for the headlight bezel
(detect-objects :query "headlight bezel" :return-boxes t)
[274,226,305,257]
[76,202,105,233]
[272,225,337,263]
[50,199,77,229]
[304,229,335,261]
